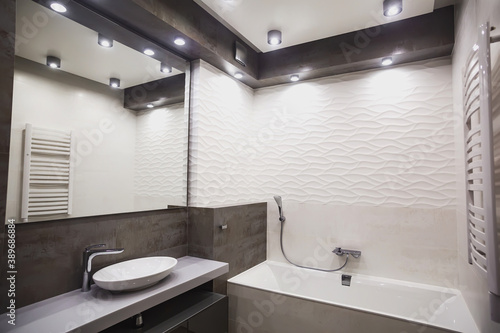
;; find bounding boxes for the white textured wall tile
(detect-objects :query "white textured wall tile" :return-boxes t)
[189,60,256,206]
[191,59,455,209]
[134,103,188,208]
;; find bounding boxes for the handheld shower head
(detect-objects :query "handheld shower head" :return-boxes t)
[273,195,286,222]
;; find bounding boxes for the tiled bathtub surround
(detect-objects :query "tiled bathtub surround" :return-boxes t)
[189,59,457,287]
[0,209,187,309]
[188,203,267,294]
[267,203,457,286]
[228,282,466,333]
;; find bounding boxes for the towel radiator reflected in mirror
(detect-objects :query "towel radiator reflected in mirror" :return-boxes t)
[21,123,74,222]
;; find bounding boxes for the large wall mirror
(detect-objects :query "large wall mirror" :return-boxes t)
[6,0,190,224]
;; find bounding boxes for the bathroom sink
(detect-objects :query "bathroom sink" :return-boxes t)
[93,256,177,292]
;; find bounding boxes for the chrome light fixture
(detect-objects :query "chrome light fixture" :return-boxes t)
[268,30,282,45]
[98,33,113,48]
[109,78,120,88]
[46,56,61,69]
[50,2,67,13]
[383,0,403,17]
[174,37,186,46]
[381,57,393,66]
[160,63,172,73]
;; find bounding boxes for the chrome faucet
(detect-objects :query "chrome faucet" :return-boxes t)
[82,244,124,292]
[333,247,361,258]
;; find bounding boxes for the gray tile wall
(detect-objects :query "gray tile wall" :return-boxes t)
[1,209,187,308]
[0,201,265,309]
[188,203,267,294]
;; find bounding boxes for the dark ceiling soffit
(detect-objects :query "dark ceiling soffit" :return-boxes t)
[124,73,186,111]
[256,45,453,88]
[259,6,455,81]
[37,1,454,89]
[78,1,454,88]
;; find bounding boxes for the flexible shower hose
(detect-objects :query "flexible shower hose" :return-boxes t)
[279,219,349,272]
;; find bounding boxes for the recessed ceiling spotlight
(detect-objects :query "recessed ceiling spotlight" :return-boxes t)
[290,75,299,82]
[98,33,113,48]
[143,49,155,56]
[267,30,282,45]
[381,57,393,66]
[50,2,67,13]
[174,37,186,46]
[109,78,120,88]
[146,103,154,108]
[161,63,172,73]
[383,0,403,17]
[46,56,61,69]
[234,72,243,79]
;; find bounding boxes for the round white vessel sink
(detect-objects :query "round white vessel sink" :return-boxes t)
[93,256,177,292]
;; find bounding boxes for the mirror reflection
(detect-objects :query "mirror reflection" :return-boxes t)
[6,0,189,224]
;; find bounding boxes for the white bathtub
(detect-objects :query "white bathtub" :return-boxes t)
[227,261,478,333]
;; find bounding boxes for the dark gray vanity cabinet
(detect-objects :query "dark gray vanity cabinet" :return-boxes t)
[182,293,227,333]
[102,290,228,333]
[167,322,188,333]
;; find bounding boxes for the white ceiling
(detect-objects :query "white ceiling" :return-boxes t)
[195,0,437,53]
[16,0,182,89]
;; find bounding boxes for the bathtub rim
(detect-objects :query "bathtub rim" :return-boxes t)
[227,260,479,333]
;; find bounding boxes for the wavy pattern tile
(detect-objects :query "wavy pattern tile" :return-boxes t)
[135,103,188,207]
[190,59,455,208]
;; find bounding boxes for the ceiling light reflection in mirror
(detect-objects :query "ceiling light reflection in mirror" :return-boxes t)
[16,0,182,89]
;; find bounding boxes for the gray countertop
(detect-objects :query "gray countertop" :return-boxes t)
[0,256,229,333]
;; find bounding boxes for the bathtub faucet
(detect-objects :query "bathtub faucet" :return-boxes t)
[333,247,361,258]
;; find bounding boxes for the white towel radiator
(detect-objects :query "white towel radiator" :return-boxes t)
[21,123,74,222]
[463,22,500,322]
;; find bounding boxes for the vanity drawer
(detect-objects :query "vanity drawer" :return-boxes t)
[102,290,228,333]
